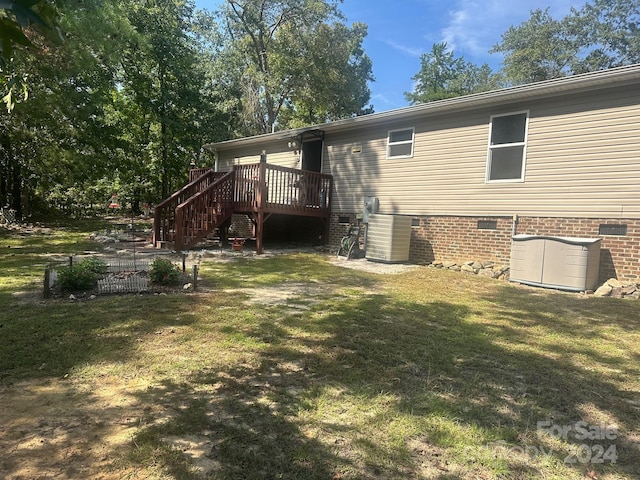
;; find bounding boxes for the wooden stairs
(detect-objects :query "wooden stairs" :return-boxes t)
[153,163,333,253]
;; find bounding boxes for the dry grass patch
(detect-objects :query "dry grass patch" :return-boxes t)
[0,224,638,479]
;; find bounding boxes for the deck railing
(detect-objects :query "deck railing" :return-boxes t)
[189,167,211,182]
[155,163,333,250]
[233,164,262,211]
[233,163,332,215]
[263,164,332,215]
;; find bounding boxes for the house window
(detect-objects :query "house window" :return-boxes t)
[486,112,528,182]
[387,128,414,158]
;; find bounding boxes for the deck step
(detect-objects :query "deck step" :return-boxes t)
[155,240,175,250]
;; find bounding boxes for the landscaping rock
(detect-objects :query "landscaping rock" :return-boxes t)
[592,278,640,299]
[428,259,511,282]
[622,284,637,295]
[479,269,496,278]
[594,285,613,297]
[606,278,624,288]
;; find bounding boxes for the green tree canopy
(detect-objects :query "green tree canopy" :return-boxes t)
[405,42,503,105]
[1,0,227,217]
[492,0,640,84]
[276,21,374,129]
[218,0,374,135]
[1,0,62,111]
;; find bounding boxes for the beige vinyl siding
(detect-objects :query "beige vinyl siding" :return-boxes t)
[217,143,300,171]
[325,113,490,213]
[212,82,639,219]
[326,84,640,218]
[520,86,639,217]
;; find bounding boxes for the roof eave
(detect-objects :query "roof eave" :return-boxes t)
[205,64,640,152]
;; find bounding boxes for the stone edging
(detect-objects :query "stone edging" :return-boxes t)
[427,260,639,299]
[427,260,510,280]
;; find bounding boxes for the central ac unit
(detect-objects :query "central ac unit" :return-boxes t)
[365,214,412,263]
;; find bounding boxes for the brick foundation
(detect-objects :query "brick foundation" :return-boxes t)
[329,213,640,282]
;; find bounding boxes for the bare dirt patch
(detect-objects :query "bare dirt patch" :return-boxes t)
[234,281,328,309]
[329,256,420,275]
[0,376,153,480]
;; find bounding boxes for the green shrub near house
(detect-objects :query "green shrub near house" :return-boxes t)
[56,257,108,292]
[149,258,181,285]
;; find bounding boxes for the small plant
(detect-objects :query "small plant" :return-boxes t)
[78,257,108,274]
[54,257,107,292]
[56,265,99,292]
[150,258,180,285]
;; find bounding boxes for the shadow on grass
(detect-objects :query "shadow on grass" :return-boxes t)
[0,294,202,383]
[2,251,639,478]
[130,373,341,479]
[201,253,380,291]
[126,284,640,478]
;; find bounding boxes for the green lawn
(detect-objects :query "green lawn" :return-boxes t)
[0,221,638,479]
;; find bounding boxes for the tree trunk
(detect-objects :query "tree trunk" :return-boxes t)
[0,134,22,219]
[11,153,22,219]
[0,136,8,207]
[160,120,169,199]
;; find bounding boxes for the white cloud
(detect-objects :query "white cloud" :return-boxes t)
[439,0,586,65]
[385,40,424,58]
[371,92,394,106]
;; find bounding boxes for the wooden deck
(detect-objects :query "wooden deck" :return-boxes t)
[153,163,333,252]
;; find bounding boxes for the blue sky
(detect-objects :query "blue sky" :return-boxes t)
[194,0,587,112]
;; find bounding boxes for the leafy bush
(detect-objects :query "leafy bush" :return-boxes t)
[78,257,108,274]
[56,265,100,292]
[55,257,107,292]
[150,258,180,285]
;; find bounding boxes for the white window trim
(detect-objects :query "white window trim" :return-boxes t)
[485,110,529,183]
[387,127,415,159]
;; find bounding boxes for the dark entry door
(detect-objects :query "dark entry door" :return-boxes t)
[301,139,322,172]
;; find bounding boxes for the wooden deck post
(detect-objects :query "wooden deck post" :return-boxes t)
[174,208,184,251]
[256,153,267,254]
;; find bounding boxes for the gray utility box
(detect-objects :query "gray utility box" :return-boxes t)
[365,214,412,263]
[363,196,379,223]
[510,235,601,292]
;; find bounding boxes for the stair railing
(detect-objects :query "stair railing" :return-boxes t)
[173,171,235,250]
[152,169,223,247]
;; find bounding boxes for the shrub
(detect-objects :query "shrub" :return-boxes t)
[150,258,180,285]
[78,257,108,274]
[54,257,107,292]
[56,265,99,292]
